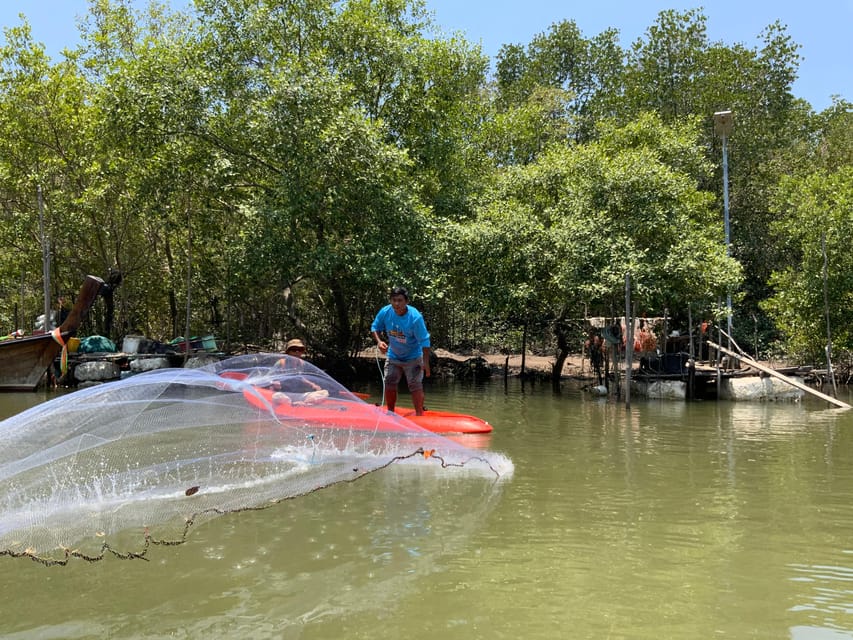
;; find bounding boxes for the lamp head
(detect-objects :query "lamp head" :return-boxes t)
[713,110,733,137]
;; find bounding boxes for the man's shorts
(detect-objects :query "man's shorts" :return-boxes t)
[383,358,424,392]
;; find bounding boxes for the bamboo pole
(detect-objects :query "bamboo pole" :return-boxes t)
[706,340,851,410]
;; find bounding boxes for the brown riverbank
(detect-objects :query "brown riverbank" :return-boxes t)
[352,347,592,381]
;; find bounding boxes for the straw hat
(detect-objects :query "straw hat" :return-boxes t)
[285,338,306,353]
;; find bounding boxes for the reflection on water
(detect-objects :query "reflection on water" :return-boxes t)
[0,389,59,421]
[3,381,853,638]
[790,557,853,639]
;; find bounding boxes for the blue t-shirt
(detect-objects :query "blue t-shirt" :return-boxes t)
[371,304,431,362]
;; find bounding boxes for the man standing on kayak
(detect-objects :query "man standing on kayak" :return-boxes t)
[371,286,431,415]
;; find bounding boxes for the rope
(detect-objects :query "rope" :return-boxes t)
[374,345,386,408]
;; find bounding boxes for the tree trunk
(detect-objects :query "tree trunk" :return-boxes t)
[330,282,352,357]
[164,234,178,338]
[552,312,570,391]
[99,268,122,340]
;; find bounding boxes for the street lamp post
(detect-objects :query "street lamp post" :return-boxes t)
[713,110,733,349]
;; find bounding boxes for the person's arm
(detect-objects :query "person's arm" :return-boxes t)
[371,308,389,354]
[304,376,323,391]
[372,329,388,354]
[415,313,431,377]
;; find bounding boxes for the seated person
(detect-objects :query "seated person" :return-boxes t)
[270,338,327,404]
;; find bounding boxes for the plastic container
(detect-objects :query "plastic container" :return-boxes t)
[122,335,145,353]
[172,335,217,352]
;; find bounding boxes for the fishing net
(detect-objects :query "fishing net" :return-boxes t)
[0,354,512,566]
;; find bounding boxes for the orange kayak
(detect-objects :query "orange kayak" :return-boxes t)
[242,386,492,435]
[384,406,492,434]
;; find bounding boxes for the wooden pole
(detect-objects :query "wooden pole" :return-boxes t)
[38,186,51,329]
[19,270,24,332]
[687,357,696,401]
[688,304,694,359]
[821,232,839,396]
[716,303,722,397]
[624,273,632,409]
[707,340,851,410]
[687,304,695,400]
[184,206,192,363]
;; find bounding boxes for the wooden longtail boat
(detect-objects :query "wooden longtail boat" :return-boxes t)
[0,275,104,391]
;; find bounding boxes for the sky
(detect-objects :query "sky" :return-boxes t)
[0,0,850,111]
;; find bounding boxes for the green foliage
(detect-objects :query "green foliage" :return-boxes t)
[622,8,710,120]
[621,9,807,316]
[812,98,853,171]
[0,20,103,317]
[328,0,490,219]
[763,167,853,360]
[494,19,624,142]
[445,115,741,338]
[0,1,846,368]
[479,86,573,166]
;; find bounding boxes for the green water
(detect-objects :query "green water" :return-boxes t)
[2,380,853,639]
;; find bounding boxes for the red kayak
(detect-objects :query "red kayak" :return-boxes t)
[242,386,492,435]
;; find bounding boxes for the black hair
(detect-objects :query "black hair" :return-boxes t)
[389,286,409,300]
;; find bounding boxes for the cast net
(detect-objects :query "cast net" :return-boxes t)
[0,354,512,566]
